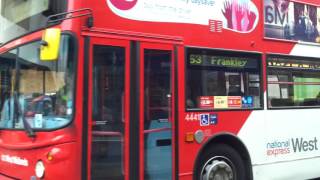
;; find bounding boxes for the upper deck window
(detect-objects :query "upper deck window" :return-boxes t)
[0,0,67,45]
[186,48,262,110]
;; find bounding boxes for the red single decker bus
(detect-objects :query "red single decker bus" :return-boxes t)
[1,0,320,179]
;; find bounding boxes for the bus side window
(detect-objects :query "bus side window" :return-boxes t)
[267,55,320,108]
[186,49,262,110]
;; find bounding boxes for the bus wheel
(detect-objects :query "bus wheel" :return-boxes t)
[196,144,246,180]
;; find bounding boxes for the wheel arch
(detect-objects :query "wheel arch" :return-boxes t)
[193,132,253,180]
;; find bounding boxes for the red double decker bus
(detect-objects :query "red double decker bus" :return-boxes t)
[1,0,320,179]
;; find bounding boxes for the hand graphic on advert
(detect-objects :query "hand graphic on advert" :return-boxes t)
[247,11,257,31]
[241,4,251,31]
[235,4,245,31]
[222,1,233,29]
[221,0,258,33]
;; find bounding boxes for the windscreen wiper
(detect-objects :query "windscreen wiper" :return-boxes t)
[13,57,35,137]
[13,92,35,137]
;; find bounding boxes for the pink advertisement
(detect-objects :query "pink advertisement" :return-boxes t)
[107,0,259,33]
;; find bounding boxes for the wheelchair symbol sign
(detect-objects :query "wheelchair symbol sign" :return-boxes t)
[200,114,209,126]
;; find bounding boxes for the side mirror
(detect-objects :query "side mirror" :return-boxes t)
[40,28,61,61]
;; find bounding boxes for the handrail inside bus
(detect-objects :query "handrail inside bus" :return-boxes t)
[92,131,123,137]
[268,81,320,85]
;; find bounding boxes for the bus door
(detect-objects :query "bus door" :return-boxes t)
[87,37,176,180]
[88,37,130,180]
[140,42,175,180]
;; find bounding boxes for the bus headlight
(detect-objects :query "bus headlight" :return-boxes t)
[35,160,45,178]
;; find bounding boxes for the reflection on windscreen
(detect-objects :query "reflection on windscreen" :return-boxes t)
[0,35,74,130]
[1,0,49,23]
[0,0,66,44]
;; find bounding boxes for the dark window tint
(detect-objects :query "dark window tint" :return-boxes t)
[91,45,125,180]
[186,48,262,110]
[143,49,172,180]
[144,49,171,130]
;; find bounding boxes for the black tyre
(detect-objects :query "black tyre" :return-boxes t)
[195,144,247,180]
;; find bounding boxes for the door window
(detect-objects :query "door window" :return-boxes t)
[143,49,172,180]
[91,45,125,180]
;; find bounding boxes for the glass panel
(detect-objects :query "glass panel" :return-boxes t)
[186,49,262,110]
[0,35,75,130]
[267,56,320,108]
[144,49,171,130]
[0,50,17,128]
[0,0,67,44]
[144,49,172,180]
[91,45,125,180]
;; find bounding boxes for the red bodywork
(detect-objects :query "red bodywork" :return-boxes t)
[0,0,320,179]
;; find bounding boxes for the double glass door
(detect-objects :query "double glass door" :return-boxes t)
[88,37,175,180]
